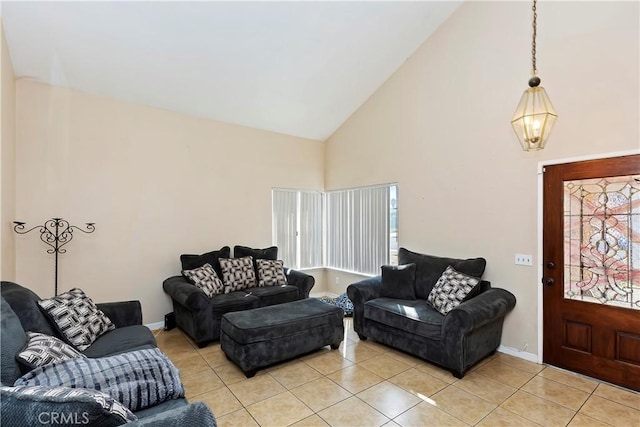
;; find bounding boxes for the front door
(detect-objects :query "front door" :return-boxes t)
[542,154,640,391]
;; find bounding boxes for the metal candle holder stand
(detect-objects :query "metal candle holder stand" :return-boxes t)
[13,218,96,296]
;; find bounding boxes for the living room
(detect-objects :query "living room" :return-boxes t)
[1,1,639,426]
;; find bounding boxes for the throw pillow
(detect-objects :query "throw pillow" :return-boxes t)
[1,385,137,425]
[182,263,225,298]
[318,293,354,317]
[256,259,288,287]
[180,246,231,278]
[219,256,257,293]
[37,288,115,352]
[17,332,86,370]
[379,264,417,300]
[233,245,278,275]
[427,266,481,315]
[14,348,184,412]
[398,248,486,299]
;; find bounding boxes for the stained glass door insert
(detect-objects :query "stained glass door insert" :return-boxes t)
[564,175,640,309]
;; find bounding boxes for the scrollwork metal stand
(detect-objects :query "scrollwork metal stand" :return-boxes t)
[13,218,96,296]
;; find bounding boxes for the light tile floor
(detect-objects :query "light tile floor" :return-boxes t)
[155,319,640,427]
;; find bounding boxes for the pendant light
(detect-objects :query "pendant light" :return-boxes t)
[511,0,557,151]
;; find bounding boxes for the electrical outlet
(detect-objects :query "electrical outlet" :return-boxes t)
[335,276,340,285]
[515,254,533,266]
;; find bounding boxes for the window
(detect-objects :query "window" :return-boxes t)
[326,184,398,275]
[563,175,640,309]
[272,189,322,269]
[272,184,398,275]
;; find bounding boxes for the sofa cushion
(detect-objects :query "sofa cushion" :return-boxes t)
[364,298,443,339]
[220,256,257,292]
[246,285,299,307]
[428,266,481,315]
[398,248,486,299]
[256,259,287,287]
[0,385,137,426]
[180,246,231,278]
[1,281,56,336]
[234,245,278,262]
[210,291,260,319]
[133,401,216,425]
[82,325,157,358]
[182,263,225,298]
[1,297,27,386]
[134,397,187,419]
[38,288,116,351]
[380,264,417,300]
[17,332,86,370]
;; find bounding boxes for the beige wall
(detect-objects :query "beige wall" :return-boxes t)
[8,1,639,354]
[325,1,639,356]
[15,80,324,323]
[1,22,16,281]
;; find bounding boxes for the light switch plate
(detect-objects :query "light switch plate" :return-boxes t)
[515,254,533,266]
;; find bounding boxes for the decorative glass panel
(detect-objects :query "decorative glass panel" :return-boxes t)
[564,175,640,309]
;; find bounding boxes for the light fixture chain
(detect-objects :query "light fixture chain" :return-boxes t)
[532,0,537,75]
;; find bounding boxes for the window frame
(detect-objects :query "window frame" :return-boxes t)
[272,183,398,275]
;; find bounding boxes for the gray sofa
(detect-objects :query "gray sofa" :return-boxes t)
[347,248,516,378]
[0,281,216,426]
[163,245,315,348]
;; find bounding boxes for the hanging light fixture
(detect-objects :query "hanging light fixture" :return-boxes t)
[511,0,557,151]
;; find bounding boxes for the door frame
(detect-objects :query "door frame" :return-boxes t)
[536,149,640,364]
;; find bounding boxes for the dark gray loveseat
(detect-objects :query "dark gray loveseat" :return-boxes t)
[347,248,516,378]
[0,281,216,426]
[163,245,315,347]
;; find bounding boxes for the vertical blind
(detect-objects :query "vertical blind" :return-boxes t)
[272,190,297,267]
[299,192,323,269]
[326,186,390,275]
[272,189,322,269]
[273,185,393,274]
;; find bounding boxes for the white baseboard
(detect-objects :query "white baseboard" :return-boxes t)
[145,321,164,331]
[497,345,540,364]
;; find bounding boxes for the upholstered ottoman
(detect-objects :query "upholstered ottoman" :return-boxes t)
[220,298,344,377]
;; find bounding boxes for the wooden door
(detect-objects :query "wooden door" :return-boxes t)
[543,154,640,391]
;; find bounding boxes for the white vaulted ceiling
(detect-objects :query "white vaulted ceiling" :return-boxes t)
[2,1,461,140]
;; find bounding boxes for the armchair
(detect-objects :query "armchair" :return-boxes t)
[347,248,516,378]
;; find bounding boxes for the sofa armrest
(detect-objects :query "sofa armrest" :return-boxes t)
[346,276,382,335]
[442,288,516,336]
[131,402,216,427]
[163,276,210,311]
[96,301,142,327]
[285,269,315,299]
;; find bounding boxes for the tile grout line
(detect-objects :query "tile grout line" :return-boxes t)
[158,327,639,427]
[481,364,551,427]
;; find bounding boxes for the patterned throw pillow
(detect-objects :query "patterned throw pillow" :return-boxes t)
[0,385,137,424]
[17,332,87,369]
[256,259,288,287]
[182,263,225,298]
[219,256,257,293]
[427,266,481,315]
[37,288,115,352]
[180,246,231,278]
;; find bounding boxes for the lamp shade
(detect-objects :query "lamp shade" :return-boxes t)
[511,85,557,151]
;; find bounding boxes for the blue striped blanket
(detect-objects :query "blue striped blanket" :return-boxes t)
[14,348,184,412]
